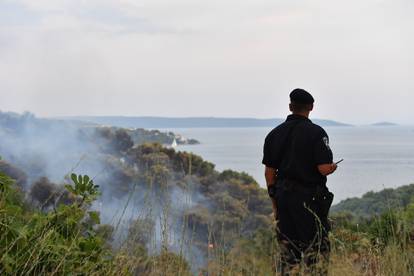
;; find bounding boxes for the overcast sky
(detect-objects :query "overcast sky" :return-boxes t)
[0,0,413,124]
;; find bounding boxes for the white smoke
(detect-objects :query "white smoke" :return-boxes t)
[0,111,210,272]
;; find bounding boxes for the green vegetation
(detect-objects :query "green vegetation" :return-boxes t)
[0,170,195,275]
[2,143,414,275]
[329,201,414,275]
[0,172,113,275]
[331,184,414,218]
[0,139,272,275]
[94,126,199,148]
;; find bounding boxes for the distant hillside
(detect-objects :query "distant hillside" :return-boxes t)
[0,111,198,146]
[371,122,398,126]
[64,116,351,128]
[331,184,414,218]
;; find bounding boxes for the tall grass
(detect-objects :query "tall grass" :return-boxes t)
[1,167,414,275]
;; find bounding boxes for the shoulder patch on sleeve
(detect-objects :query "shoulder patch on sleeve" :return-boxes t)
[322,136,331,150]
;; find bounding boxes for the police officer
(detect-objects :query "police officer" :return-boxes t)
[262,88,337,275]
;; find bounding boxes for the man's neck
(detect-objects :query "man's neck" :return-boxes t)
[291,112,310,118]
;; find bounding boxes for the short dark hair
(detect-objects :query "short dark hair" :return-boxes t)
[290,103,313,113]
[290,88,314,105]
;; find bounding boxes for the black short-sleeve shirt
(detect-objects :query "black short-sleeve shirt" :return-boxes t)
[262,114,333,186]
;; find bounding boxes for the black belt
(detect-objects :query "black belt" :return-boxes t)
[279,178,326,196]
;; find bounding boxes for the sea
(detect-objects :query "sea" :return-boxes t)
[164,126,414,204]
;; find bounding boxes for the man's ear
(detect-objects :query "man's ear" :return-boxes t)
[289,104,293,112]
[309,104,314,111]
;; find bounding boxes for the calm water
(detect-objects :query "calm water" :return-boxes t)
[165,126,414,203]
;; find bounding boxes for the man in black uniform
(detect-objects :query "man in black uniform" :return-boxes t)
[262,88,337,275]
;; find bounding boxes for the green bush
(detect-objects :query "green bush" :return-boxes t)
[0,172,113,275]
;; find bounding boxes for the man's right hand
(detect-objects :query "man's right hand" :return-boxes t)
[317,163,337,176]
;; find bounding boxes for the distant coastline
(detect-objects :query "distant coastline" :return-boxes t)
[370,121,398,127]
[62,116,352,129]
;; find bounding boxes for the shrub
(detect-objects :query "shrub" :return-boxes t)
[0,172,114,275]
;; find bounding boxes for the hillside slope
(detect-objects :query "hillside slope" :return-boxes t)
[332,184,414,218]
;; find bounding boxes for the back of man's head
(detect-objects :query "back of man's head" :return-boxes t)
[289,88,314,113]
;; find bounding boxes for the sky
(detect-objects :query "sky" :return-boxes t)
[0,0,413,125]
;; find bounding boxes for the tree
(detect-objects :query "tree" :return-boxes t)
[113,129,134,153]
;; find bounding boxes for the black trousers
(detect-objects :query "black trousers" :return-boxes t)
[275,185,331,275]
